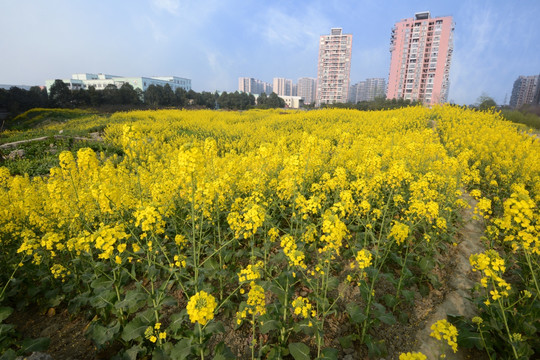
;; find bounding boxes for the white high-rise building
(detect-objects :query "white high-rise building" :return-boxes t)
[349,78,386,103]
[273,78,293,96]
[317,28,352,106]
[298,78,317,105]
[238,77,273,95]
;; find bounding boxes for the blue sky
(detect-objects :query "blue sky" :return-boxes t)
[1,0,539,105]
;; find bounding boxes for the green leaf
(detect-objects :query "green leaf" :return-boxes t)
[377,312,396,325]
[338,334,355,349]
[124,345,144,360]
[89,321,120,347]
[152,348,168,360]
[135,308,156,323]
[401,290,415,304]
[320,347,339,359]
[121,317,148,342]
[383,294,397,308]
[0,307,13,323]
[213,341,235,360]
[205,320,225,335]
[20,337,50,353]
[167,311,187,333]
[288,342,310,360]
[419,257,434,273]
[364,334,387,358]
[115,289,146,314]
[170,338,193,360]
[91,276,113,290]
[373,303,396,325]
[0,348,16,360]
[89,289,115,309]
[346,303,366,324]
[260,319,279,334]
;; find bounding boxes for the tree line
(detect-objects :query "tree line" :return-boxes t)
[0,80,288,117]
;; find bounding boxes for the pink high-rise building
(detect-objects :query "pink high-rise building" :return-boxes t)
[317,28,352,106]
[387,12,454,105]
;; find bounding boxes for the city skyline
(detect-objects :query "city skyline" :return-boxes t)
[1,0,539,105]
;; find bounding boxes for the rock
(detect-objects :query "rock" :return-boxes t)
[7,149,25,160]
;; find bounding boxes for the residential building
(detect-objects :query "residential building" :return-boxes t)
[349,78,386,103]
[317,28,353,106]
[273,78,293,96]
[509,75,540,108]
[45,73,191,93]
[297,77,317,105]
[238,77,273,95]
[387,11,454,105]
[280,95,304,109]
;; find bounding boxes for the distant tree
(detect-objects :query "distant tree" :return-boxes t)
[199,91,217,109]
[266,92,285,108]
[102,84,121,105]
[119,83,140,105]
[162,84,175,106]
[71,89,90,107]
[87,86,103,107]
[256,92,268,108]
[145,85,163,107]
[49,80,71,107]
[174,88,187,107]
[477,94,497,111]
[29,86,48,108]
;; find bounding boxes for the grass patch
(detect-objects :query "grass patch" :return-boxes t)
[501,109,540,130]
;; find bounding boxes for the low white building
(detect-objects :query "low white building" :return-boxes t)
[45,73,191,93]
[280,95,304,109]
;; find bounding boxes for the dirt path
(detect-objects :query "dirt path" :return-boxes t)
[414,192,485,359]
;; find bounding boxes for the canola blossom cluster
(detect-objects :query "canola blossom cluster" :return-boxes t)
[0,106,538,358]
[430,319,459,353]
[186,291,217,326]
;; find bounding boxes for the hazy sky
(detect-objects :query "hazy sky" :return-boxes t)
[1,0,539,105]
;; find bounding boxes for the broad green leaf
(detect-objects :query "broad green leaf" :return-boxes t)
[115,289,146,314]
[167,311,187,333]
[260,319,279,334]
[89,321,120,347]
[121,317,148,342]
[320,347,338,359]
[0,307,13,323]
[346,303,366,324]
[20,337,50,353]
[170,338,192,360]
[288,342,310,360]
[124,345,144,360]
[213,341,235,360]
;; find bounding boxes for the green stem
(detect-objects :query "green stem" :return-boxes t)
[198,322,205,360]
[495,287,519,359]
[523,249,540,297]
[393,245,411,311]
[476,324,493,360]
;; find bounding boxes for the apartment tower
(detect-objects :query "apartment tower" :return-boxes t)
[509,75,540,108]
[317,28,352,106]
[387,12,454,105]
[350,78,387,103]
[297,77,317,105]
[273,78,293,96]
[238,77,273,95]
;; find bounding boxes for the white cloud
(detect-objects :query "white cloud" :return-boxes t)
[257,8,330,48]
[151,0,180,15]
